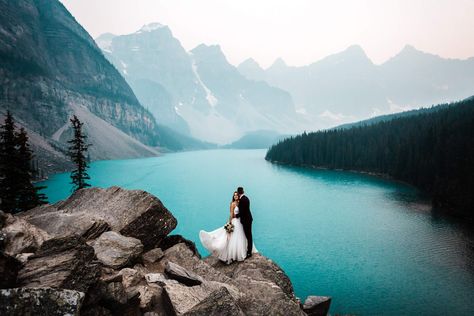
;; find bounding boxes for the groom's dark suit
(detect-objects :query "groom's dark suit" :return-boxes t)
[236,194,253,256]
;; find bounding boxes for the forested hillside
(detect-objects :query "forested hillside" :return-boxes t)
[266,97,474,219]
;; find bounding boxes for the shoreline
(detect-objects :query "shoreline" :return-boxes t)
[265,158,474,223]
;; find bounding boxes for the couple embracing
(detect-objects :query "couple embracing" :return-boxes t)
[199,187,258,264]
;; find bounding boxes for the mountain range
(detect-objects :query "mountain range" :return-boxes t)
[96,24,307,144]
[238,45,474,127]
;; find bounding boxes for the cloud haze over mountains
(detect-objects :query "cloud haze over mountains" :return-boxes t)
[96,23,474,143]
[239,45,474,123]
[96,24,307,144]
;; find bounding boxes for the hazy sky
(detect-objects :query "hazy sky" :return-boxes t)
[60,0,474,67]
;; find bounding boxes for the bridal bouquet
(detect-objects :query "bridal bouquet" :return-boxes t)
[224,222,234,233]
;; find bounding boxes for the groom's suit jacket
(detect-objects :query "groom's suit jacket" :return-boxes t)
[238,195,253,224]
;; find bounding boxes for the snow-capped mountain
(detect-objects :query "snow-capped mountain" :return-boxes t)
[96,24,306,144]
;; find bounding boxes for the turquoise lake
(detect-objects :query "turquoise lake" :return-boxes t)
[38,149,474,315]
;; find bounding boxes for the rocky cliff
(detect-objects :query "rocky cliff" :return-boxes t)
[0,0,165,174]
[0,187,331,315]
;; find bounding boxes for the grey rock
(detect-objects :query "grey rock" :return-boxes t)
[0,287,85,316]
[205,253,305,315]
[205,253,295,298]
[159,235,201,258]
[232,274,304,316]
[145,273,168,285]
[0,251,22,288]
[120,267,143,288]
[17,236,100,292]
[21,187,177,249]
[101,267,123,283]
[142,247,164,263]
[81,219,111,240]
[162,280,240,315]
[165,261,203,286]
[14,252,34,264]
[91,231,143,269]
[302,296,332,316]
[183,286,245,316]
[135,284,163,310]
[163,243,230,284]
[1,211,50,256]
[134,263,152,276]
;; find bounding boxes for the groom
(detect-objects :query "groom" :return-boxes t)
[236,186,253,258]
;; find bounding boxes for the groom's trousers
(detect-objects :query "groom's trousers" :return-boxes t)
[242,221,253,255]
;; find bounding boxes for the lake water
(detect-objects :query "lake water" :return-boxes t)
[38,149,474,315]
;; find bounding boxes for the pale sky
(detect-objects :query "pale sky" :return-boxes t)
[60,0,474,68]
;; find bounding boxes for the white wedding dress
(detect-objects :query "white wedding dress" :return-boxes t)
[199,206,257,264]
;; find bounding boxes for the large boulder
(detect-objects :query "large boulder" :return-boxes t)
[205,253,295,298]
[142,248,164,264]
[21,187,177,249]
[0,251,22,288]
[0,211,50,256]
[0,287,85,316]
[205,254,305,316]
[17,236,100,292]
[231,274,304,316]
[162,279,240,315]
[302,296,332,316]
[162,243,231,284]
[159,235,201,258]
[183,287,245,316]
[120,267,143,288]
[165,261,203,286]
[91,231,143,269]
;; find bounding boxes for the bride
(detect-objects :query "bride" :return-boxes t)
[199,191,257,264]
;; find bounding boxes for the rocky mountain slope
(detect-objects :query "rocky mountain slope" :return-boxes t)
[0,1,209,174]
[238,45,474,128]
[0,186,331,315]
[97,24,307,144]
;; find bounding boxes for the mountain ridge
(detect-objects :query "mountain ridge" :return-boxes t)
[97,24,308,144]
[0,0,210,175]
[238,44,474,128]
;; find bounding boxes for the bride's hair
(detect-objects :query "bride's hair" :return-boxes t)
[231,191,239,203]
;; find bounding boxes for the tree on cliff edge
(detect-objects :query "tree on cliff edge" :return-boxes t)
[0,111,48,213]
[67,115,91,192]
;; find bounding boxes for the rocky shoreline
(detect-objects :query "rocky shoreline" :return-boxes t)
[0,186,331,315]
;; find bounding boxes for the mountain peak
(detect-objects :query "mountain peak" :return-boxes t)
[192,43,221,52]
[190,44,225,58]
[268,57,287,70]
[238,58,262,69]
[401,44,418,53]
[340,45,370,60]
[384,44,437,64]
[237,58,265,81]
[137,22,167,33]
[96,32,116,40]
[397,44,427,57]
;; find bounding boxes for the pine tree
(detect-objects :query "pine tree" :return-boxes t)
[67,115,91,191]
[0,111,47,213]
[16,127,48,210]
[0,111,19,212]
